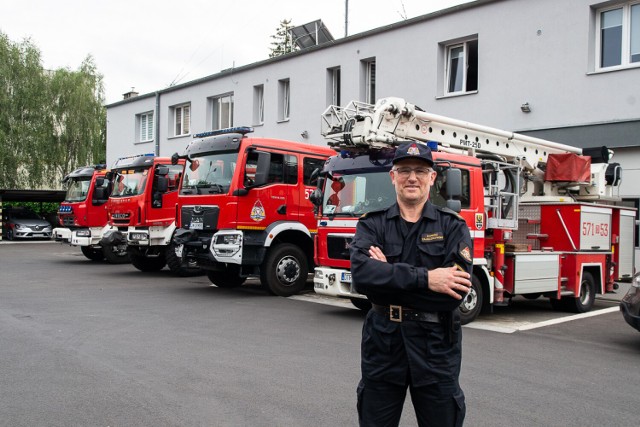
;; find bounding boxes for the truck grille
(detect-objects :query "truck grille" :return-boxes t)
[61,216,76,226]
[327,235,353,261]
[181,205,219,231]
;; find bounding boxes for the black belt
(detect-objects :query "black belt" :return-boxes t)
[371,304,441,324]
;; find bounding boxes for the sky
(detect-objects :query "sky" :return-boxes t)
[1,0,473,105]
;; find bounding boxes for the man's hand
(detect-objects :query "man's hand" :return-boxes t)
[427,267,472,300]
[368,246,386,262]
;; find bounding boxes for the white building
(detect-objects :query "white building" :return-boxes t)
[106,0,640,261]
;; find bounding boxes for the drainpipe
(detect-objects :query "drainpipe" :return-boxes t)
[155,91,160,156]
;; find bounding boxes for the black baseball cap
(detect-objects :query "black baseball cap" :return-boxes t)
[392,142,434,166]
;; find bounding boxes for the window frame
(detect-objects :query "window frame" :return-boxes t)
[444,38,478,96]
[253,85,265,126]
[327,67,341,106]
[137,111,154,143]
[211,93,234,131]
[595,1,640,71]
[363,59,376,104]
[173,103,191,137]
[278,79,290,122]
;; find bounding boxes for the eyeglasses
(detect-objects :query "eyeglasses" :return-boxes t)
[392,167,433,178]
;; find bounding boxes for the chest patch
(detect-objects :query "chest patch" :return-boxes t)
[421,232,444,243]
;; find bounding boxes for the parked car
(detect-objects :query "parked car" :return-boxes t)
[1,206,53,240]
[620,272,640,331]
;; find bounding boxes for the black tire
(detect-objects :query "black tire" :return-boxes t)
[165,241,202,277]
[549,297,567,311]
[261,243,309,297]
[206,264,246,288]
[350,297,372,311]
[6,229,14,241]
[129,251,166,272]
[459,274,483,325]
[81,246,104,261]
[523,293,542,300]
[565,271,596,313]
[102,242,130,264]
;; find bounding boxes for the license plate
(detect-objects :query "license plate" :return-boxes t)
[190,218,203,230]
[341,272,352,283]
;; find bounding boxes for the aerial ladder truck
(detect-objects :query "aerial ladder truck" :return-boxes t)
[312,97,635,324]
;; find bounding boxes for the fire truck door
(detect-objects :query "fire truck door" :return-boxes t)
[237,151,296,229]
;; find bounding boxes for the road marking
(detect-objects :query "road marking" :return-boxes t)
[465,306,620,334]
[292,293,622,334]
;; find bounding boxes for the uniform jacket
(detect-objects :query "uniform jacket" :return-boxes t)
[350,201,473,313]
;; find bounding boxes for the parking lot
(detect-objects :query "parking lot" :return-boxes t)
[1,241,638,426]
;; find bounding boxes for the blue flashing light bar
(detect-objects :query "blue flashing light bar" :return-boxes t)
[193,126,254,139]
[59,205,73,213]
[426,141,439,151]
[116,153,154,162]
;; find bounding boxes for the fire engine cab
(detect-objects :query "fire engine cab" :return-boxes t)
[172,126,334,296]
[53,164,115,262]
[103,153,194,274]
[312,98,636,324]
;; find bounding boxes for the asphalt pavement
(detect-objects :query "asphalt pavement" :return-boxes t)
[0,241,638,426]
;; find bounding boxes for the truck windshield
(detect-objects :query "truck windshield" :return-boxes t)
[323,171,396,216]
[65,178,91,202]
[111,168,149,197]
[181,152,238,195]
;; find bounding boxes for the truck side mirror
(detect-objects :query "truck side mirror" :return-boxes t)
[444,168,462,213]
[95,177,105,187]
[92,187,108,206]
[155,176,169,193]
[310,189,323,207]
[171,153,180,165]
[105,171,114,181]
[156,165,169,176]
[252,151,271,187]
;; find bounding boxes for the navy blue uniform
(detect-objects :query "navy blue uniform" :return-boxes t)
[350,201,472,427]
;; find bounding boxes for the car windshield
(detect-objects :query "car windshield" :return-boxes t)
[65,178,91,202]
[11,210,40,220]
[180,152,238,195]
[322,171,396,216]
[111,168,149,197]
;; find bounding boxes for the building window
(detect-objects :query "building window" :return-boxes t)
[173,104,190,136]
[211,93,233,130]
[278,79,290,121]
[362,59,376,104]
[253,85,264,125]
[445,39,478,95]
[137,111,153,142]
[597,3,640,69]
[327,67,341,106]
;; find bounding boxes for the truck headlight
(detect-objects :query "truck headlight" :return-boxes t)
[216,234,242,246]
[76,229,91,237]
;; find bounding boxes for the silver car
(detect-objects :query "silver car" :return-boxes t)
[2,207,53,240]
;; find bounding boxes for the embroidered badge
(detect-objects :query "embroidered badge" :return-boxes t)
[475,213,483,230]
[421,232,444,243]
[250,200,266,222]
[407,143,420,156]
[459,246,472,263]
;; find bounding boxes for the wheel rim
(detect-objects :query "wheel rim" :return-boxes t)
[275,256,300,286]
[460,287,478,313]
[580,280,592,306]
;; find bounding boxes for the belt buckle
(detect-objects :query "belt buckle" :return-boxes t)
[389,305,402,323]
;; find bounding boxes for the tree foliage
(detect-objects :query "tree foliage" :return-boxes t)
[269,19,299,58]
[0,31,106,190]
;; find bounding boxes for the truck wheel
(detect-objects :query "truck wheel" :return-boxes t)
[350,298,372,311]
[129,251,166,272]
[165,241,202,277]
[565,271,596,313]
[207,264,246,288]
[102,242,130,264]
[261,243,308,297]
[81,246,104,261]
[459,274,483,325]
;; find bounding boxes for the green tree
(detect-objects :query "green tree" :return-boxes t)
[0,31,106,190]
[269,19,298,58]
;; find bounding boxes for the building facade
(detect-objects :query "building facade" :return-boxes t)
[106,0,640,261]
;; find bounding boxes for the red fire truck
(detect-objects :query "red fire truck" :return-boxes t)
[312,98,636,324]
[171,126,335,296]
[53,164,122,262]
[103,154,196,275]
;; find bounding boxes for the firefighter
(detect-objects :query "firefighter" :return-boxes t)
[350,141,473,427]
